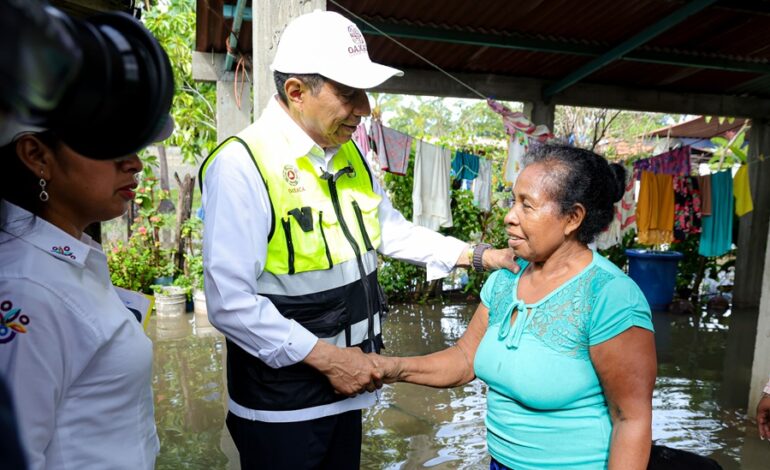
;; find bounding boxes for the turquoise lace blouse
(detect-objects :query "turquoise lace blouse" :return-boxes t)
[474,252,653,469]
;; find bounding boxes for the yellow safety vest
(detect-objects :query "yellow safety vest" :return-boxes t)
[201,125,382,276]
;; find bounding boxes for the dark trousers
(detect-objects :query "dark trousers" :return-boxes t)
[226,409,362,470]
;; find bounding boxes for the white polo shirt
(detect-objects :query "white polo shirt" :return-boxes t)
[0,201,158,470]
[202,96,467,421]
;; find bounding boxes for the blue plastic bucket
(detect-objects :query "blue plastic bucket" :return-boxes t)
[625,249,683,312]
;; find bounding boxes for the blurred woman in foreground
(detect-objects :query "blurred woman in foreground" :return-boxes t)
[0,117,171,469]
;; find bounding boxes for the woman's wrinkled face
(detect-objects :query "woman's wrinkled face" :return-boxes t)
[504,163,572,262]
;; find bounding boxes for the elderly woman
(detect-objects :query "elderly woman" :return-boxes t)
[378,144,656,469]
[0,118,171,469]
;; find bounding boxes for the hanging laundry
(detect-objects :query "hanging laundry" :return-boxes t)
[451,150,480,180]
[472,158,492,211]
[733,164,753,216]
[351,122,370,156]
[699,170,734,257]
[673,176,702,242]
[504,131,527,184]
[369,120,412,175]
[636,171,674,245]
[633,146,691,179]
[696,174,712,216]
[486,99,553,140]
[413,140,453,231]
[595,170,636,249]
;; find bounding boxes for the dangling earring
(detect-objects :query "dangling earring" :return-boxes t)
[39,177,49,202]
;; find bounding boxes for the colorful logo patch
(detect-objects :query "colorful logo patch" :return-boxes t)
[51,245,76,259]
[283,164,300,187]
[0,300,30,344]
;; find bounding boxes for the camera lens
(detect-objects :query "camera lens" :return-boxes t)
[50,11,174,159]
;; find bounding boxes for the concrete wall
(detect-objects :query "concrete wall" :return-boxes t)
[251,0,326,114]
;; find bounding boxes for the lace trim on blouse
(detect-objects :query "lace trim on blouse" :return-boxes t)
[487,264,615,360]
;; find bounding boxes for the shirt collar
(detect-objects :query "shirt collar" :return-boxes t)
[263,95,341,168]
[0,200,97,268]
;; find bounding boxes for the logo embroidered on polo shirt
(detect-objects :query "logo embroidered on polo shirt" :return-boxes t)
[0,300,30,344]
[51,245,76,259]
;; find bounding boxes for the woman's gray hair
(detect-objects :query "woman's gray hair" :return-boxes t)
[522,143,626,244]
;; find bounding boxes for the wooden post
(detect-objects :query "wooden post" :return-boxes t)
[174,172,195,273]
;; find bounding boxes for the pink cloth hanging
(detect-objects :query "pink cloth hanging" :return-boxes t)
[351,122,370,156]
[486,98,553,140]
[369,120,412,175]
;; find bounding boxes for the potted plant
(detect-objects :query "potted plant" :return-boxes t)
[152,284,187,317]
[108,164,178,294]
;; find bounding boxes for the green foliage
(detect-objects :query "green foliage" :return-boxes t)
[173,216,204,299]
[143,0,217,163]
[108,235,163,292]
[708,124,748,170]
[598,229,639,271]
[107,159,177,292]
[372,95,514,302]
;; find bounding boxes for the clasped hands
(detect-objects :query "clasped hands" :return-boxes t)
[305,340,399,396]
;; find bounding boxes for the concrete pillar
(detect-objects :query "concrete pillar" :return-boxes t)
[745,119,770,417]
[523,101,555,132]
[216,80,251,143]
[749,219,770,417]
[734,120,770,309]
[191,52,253,142]
[252,0,326,114]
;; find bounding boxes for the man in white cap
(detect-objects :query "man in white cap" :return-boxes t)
[200,10,515,468]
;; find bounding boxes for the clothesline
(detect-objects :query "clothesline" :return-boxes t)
[327,0,554,140]
[328,0,487,101]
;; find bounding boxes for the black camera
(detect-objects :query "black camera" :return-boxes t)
[0,0,174,158]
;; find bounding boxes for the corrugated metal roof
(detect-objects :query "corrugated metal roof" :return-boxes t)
[196,0,770,99]
[648,116,748,138]
[196,0,252,55]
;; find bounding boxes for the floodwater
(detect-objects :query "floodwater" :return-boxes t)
[149,304,770,469]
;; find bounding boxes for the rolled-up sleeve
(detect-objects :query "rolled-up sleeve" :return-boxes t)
[202,144,317,368]
[371,175,467,281]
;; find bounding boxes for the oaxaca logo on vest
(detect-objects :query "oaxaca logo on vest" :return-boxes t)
[347,25,367,55]
[283,164,305,193]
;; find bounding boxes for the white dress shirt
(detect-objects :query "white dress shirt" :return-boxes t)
[0,201,158,470]
[202,96,466,374]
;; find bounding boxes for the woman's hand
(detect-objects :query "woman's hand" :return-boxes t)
[365,304,489,388]
[758,393,770,440]
[369,354,402,384]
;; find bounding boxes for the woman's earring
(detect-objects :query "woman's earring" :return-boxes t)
[39,178,49,202]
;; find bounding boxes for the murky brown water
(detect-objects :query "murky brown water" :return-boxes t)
[148,304,770,469]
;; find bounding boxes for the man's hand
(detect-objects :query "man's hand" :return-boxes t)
[483,247,519,273]
[303,340,383,396]
[758,393,770,440]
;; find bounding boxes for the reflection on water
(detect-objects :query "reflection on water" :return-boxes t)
[149,303,770,469]
[149,314,231,470]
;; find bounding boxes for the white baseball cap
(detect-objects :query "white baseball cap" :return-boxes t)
[270,10,403,90]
